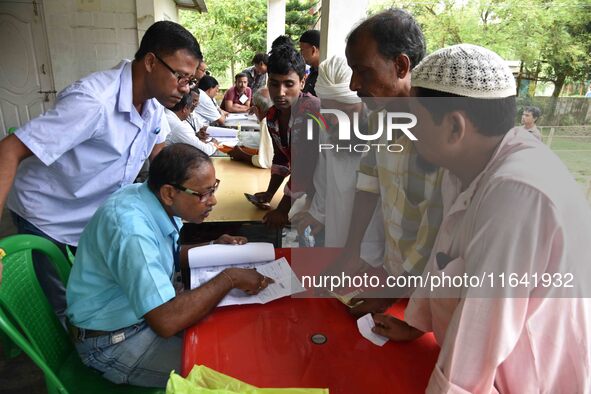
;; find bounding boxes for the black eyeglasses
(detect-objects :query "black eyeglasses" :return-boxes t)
[154,53,197,87]
[171,179,220,203]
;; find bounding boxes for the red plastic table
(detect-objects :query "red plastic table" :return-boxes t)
[182,249,440,394]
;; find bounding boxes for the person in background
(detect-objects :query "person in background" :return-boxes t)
[292,55,384,263]
[242,52,269,94]
[0,21,202,324]
[194,75,227,126]
[165,91,217,156]
[375,44,591,393]
[253,44,320,228]
[221,73,252,113]
[299,29,321,96]
[195,60,207,83]
[227,87,274,169]
[67,144,273,387]
[518,105,542,140]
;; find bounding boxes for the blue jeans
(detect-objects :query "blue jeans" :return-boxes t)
[74,321,182,388]
[10,212,74,328]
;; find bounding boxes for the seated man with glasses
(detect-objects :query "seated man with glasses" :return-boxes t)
[66,143,272,388]
[0,21,202,326]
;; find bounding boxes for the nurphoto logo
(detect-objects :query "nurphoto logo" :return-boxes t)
[306,109,418,153]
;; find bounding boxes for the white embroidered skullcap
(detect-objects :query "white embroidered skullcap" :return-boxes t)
[412,44,516,98]
[315,55,361,104]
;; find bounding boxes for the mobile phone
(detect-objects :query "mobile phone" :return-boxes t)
[244,193,271,210]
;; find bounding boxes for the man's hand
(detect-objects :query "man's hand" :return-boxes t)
[349,297,396,318]
[224,268,274,295]
[292,211,324,237]
[214,234,247,245]
[262,209,289,229]
[197,126,209,141]
[372,314,424,341]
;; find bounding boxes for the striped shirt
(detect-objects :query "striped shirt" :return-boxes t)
[356,110,444,276]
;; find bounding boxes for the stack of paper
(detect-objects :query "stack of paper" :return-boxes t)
[188,243,305,306]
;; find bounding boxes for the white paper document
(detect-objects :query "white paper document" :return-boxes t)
[357,313,389,346]
[188,243,275,268]
[215,137,239,147]
[226,113,249,121]
[206,126,238,138]
[189,257,306,307]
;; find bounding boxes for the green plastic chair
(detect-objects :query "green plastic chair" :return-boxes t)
[0,234,165,394]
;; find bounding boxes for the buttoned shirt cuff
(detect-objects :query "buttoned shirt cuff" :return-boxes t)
[356,172,379,194]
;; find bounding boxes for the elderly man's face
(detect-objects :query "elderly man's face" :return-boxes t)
[169,163,218,224]
[268,71,304,111]
[346,31,408,108]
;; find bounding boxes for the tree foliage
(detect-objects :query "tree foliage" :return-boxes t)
[180,0,319,87]
[371,0,591,96]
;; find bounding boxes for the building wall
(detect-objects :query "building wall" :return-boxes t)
[43,0,139,91]
[155,0,178,22]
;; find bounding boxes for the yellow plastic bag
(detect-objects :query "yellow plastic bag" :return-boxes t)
[166,365,329,394]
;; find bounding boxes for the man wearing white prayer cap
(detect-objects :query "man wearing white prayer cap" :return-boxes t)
[292,56,384,266]
[372,44,591,393]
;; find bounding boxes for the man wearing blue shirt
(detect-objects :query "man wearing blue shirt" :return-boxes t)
[66,143,271,387]
[0,21,202,323]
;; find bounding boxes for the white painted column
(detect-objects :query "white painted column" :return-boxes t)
[267,0,286,52]
[319,0,369,62]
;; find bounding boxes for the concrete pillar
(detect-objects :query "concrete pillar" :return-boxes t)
[267,0,286,52]
[319,0,369,62]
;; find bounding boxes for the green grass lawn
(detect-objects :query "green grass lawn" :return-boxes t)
[541,130,591,201]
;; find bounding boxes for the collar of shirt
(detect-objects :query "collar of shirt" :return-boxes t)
[444,128,529,216]
[117,60,155,128]
[137,182,182,242]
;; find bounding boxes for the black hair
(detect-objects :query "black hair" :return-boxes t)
[299,30,321,48]
[271,35,295,50]
[414,87,517,137]
[134,21,202,61]
[235,72,248,81]
[348,9,425,70]
[148,143,211,193]
[268,44,306,79]
[523,105,541,120]
[170,92,193,112]
[252,52,269,65]
[198,75,219,91]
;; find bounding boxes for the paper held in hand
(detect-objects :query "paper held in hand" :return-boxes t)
[188,242,305,307]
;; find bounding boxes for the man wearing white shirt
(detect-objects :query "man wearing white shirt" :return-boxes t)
[165,91,218,156]
[0,21,202,323]
[194,75,226,126]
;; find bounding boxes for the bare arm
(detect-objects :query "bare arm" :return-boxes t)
[0,135,33,220]
[144,267,266,337]
[344,190,379,250]
[224,100,250,113]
